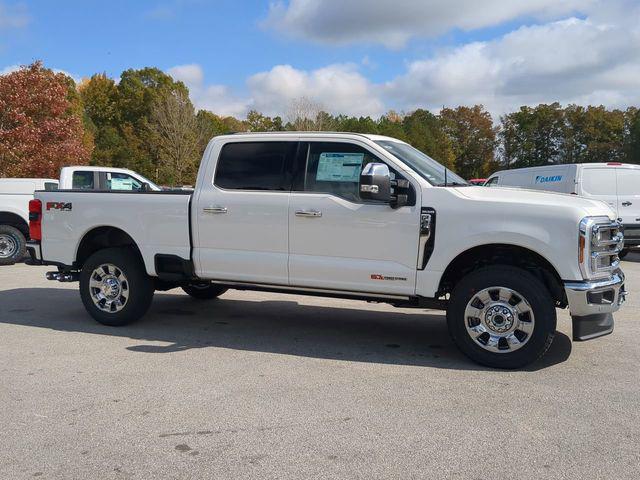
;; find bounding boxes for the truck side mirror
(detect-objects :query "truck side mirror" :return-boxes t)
[360,163,391,203]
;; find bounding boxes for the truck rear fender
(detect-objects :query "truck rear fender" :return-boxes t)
[74,226,144,271]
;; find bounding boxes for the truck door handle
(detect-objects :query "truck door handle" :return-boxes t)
[622,201,632,207]
[295,209,322,218]
[203,206,228,214]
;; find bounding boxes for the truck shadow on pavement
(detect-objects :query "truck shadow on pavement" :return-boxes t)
[0,287,572,372]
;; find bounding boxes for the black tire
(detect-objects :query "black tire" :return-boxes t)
[79,247,154,326]
[0,224,26,265]
[182,282,228,300]
[446,266,556,369]
[619,249,629,260]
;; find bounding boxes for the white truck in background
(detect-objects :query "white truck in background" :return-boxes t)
[485,163,640,257]
[0,166,160,265]
[58,166,161,191]
[0,178,58,264]
[27,133,627,369]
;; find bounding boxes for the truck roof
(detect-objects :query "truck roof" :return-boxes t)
[221,131,406,143]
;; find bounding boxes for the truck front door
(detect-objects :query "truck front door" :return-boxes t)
[288,140,421,295]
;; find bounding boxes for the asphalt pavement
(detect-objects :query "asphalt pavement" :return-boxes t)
[1,254,639,479]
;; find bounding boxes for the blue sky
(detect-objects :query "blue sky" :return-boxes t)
[1,1,639,118]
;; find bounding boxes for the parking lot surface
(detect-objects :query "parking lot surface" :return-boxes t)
[1,254,640,479]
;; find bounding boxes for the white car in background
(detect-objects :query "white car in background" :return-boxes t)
[58,166,161,192]
[1,166,160,265]
[0,178,58,264]
[485,163,640,257]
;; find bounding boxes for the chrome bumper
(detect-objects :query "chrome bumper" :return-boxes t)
[564,270,626,317]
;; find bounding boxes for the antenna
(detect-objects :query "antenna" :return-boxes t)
[444,164,448,187]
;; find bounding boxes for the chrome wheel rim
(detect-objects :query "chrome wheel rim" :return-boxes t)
[0,233,18,258]
[464,286,535,353]
[89,264,129,313]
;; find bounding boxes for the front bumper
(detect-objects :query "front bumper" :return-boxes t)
[564,270,626,341]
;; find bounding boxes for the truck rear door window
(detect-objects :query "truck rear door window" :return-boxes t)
[215,142,296,191]
[72,171,95,190]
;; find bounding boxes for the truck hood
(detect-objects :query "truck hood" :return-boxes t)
[452,186,616,219]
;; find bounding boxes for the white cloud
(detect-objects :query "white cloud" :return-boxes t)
[0,1,29,29]
[170,2,640,122]
[168,63,384,118]
[264,0,594,48]
[168,64,250,117]
[248,64,384,117]
[385,5,640,116]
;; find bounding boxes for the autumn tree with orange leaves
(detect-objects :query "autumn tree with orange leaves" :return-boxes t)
[0,62,90,178]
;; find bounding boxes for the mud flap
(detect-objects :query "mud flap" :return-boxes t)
[572,313,614,341]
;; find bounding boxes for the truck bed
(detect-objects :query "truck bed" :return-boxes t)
[35,189,192,276]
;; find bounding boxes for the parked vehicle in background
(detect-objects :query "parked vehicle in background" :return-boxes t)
[27,133,626,369]
[468,178,487,186]
[1,166,160,265]
[485,163,640,257]
[58,166,161,192]
[0,178,58,264]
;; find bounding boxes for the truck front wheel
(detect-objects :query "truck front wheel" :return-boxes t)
[446,266,556,369]
[80,247,154,326]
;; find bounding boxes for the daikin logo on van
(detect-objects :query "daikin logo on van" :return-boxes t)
[535,175,563,184]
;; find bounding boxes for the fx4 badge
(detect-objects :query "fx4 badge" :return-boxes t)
[371,274,407,281]
[46,202,72,211]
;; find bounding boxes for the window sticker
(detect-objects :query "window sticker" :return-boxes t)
[316,152,364,182]
[110,177,134,190]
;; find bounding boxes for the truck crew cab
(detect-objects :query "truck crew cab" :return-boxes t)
[26,133,627,368]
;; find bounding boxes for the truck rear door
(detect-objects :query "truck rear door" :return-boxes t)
[193,140,298,285]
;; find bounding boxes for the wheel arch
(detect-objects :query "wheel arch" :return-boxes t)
[75,226,143,269]
[438,243,567,307]
[0,211,29,238]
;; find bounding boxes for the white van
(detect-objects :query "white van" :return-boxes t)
[0,178,58,264]
[485,163,640,255]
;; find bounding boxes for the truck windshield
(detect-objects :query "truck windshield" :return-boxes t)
[375,140,468,186]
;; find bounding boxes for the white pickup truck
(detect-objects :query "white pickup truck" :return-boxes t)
[0,166,160,265]
[26,133,627,368]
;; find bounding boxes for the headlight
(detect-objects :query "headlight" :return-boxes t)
[579,216,624,279]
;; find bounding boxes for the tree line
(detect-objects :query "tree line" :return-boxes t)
[1,62,639,184]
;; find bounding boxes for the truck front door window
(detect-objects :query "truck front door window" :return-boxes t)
[303,142,391,202]
[107,173,143,191]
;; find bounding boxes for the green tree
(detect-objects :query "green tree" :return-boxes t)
[402,109,455,169]
[500,103,565,168]
[624,107,640,164]
[440,105,497,178]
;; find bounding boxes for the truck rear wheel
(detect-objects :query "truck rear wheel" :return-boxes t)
[80,247,154,326]
[446,266,556,369]
[0,225,26,265]
[182,282,228,299]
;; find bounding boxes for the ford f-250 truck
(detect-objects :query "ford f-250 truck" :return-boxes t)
[26,133,627,368]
